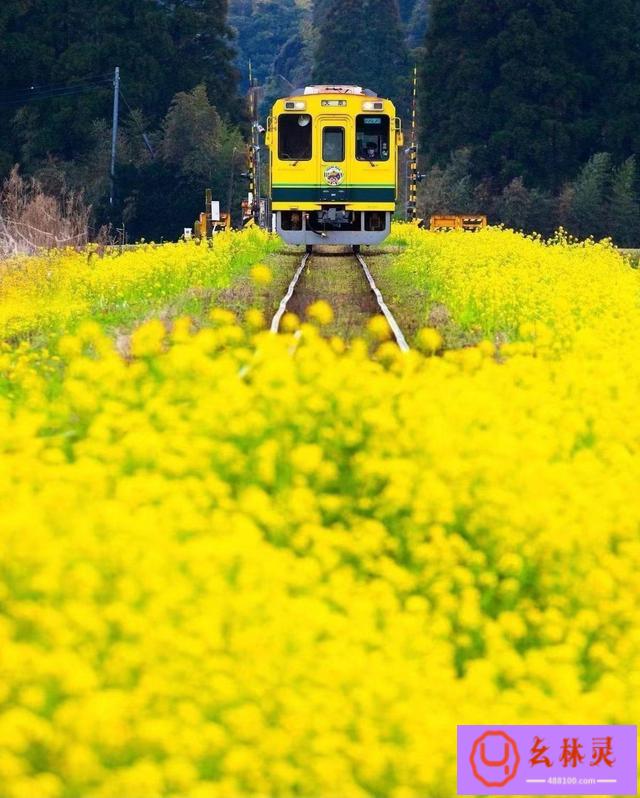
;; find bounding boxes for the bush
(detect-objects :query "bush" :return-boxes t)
[0,167,90,257]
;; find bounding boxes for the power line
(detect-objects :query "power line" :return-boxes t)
[0,68,154,211]
[0,76,113,108]
[1,73,112,95]
[5,89,106,105]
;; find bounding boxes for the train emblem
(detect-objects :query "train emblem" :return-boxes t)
[324,165,344,186]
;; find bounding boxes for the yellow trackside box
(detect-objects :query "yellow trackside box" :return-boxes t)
[430,214,488,231]
[265,85,403,247]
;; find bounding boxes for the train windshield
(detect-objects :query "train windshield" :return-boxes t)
[356,115,390,161]
[322,127,345,162]
[278,114,312,160]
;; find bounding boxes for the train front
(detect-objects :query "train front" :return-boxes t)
[266,85,403,249]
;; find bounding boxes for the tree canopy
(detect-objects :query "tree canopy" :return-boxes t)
[0,0,241,174]
[0,0,244,237]
[420,0,640,191]
[313,0,410,106]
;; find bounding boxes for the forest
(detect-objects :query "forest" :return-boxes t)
[0,0,638,244]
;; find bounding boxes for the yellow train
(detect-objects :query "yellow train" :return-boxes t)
[265,85,403,250]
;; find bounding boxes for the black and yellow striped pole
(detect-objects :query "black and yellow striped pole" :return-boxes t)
[246,61,256,224]
[407,64,418,222]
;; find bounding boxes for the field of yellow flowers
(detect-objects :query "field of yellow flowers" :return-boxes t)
[1,226,639,798]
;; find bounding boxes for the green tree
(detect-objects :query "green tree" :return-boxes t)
[421,0,588,190]
[397,0,417,21]
[313,0,409,105]
[170,0,242,121]
[0,0,244,238]
[313,0,367,85]
[577,0,640,163]
[420,0,640,193]
[0,0,241,174]
[496,177,555,235]
[497,178,534,231]
[419,148,475,217]
[566,152,612,240]
[407,0,430,49]
[362,0,411,107]
[162,84,233,185]
[229,0,304,89]
[312,0,334,26]
[608,157,640,247]
[419,0,493,176]
[118,85,244,241]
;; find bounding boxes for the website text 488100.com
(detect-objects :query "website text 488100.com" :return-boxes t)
[538,777,617,786]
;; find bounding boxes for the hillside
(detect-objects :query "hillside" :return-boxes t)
[228,0,428,95]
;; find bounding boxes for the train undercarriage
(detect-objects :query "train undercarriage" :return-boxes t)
[275,208,392,246]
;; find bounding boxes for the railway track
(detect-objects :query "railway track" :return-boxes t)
[270,250,410,352]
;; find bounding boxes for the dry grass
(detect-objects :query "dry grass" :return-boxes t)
[0,166,90,257]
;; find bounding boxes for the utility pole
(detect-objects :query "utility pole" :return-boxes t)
[247,62,257,222]
[407,64,418,221]
[228,146,238,222]
[253,107,261,225]
[109,66,120,208]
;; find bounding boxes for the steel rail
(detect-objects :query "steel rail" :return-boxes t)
[271,250,409,352]
[270,252,311,333]
[354,252,410,352]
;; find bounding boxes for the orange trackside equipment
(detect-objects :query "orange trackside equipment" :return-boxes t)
[430,214,487,231]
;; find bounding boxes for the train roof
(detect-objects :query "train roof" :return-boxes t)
[288,85,378,97]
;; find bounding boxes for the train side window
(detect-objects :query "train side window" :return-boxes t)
[322,127,344,162]
[278,114,312,160]
[356,115,390,161]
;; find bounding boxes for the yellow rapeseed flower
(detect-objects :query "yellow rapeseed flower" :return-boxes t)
[367,315,391,341]
[209,307,237,325]
[245,308,266,329]
[130,318,166,357]
[280,312,300,332]
[250,263,273,285]
[0,225,637,797]
[416,326,443,354]
[306,300,334,326]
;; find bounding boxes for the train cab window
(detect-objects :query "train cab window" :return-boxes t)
[278,114,312,160]
[356,115,390,161]
[322,127,345,162]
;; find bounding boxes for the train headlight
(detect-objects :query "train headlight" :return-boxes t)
[363,101,384,111]
[285,101,306,111]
